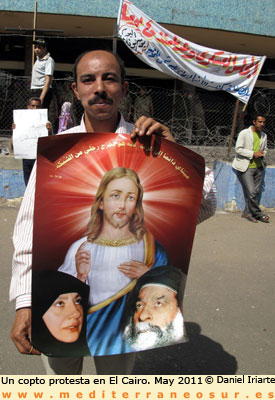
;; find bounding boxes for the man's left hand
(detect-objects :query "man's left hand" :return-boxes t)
[118,260,149,279]
[46,122,53,134]
[131,116,175,142]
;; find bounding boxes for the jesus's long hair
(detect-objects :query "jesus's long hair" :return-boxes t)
[86,167,146,242]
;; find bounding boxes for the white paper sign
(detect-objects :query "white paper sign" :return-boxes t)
[13,109,48,159]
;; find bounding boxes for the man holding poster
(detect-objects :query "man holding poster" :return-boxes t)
[10,49,180,375]
[10,48,216,375]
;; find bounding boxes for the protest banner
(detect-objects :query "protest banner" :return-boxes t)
[117,0,266,104]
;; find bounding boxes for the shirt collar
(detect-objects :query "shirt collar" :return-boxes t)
[82,113,130,134]
[38,52,50,61]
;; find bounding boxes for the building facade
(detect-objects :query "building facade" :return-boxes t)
[0,0,275,77]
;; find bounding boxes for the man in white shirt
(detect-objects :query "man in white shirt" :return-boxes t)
[10,49,179,375]
[30,39,55,123]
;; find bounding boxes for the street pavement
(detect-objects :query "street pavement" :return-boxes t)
[0,205,274,375]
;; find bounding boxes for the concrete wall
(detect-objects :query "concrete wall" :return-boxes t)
[214,161,275,211]
[0,0,274,38]
[1,156,275,211]
[0,157,25,199]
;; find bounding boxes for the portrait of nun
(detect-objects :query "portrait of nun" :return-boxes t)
[32,270,90,357]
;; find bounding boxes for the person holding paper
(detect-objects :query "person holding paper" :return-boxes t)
[12,97,53,185]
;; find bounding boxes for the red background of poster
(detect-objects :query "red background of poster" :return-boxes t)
[32,132,205,275]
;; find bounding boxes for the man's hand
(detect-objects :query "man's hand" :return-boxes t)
[118,260,149,279]
[131,116,175,142]
[75,241,91,282]
[254,150,264,158]
[46,122,53,134]
[10,308,40,355]
[40,75,52,105]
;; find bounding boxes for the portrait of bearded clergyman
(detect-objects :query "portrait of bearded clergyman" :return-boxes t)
[122,265,186,351]
[58,167,169,356]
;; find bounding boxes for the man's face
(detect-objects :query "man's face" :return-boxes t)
[34,45,47,59]
[27,100,41,109]
[253,116,266,132]
[100,177,138,230]
[72,51,128,125]
[134,286,178,327]
[124,285,184,351]
[43,292,83,343]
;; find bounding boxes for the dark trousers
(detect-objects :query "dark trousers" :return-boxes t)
[30,88,53,109]
[23,159,36,186]
[237,167,264,218]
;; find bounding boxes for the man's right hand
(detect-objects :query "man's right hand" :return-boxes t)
[254,150,264,158]
[10,308,40,355]
[75,241,91,282]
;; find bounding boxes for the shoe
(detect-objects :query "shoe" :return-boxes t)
[241,213,258,223]
[256,214,270,223]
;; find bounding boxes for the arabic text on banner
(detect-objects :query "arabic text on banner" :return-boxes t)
[117,0,266,104]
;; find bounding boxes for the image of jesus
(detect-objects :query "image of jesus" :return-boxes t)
[58,167,168,355]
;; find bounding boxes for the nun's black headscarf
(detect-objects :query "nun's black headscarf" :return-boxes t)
[32,270,90,357]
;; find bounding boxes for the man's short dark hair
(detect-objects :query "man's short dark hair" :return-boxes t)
[33,39,47,48]
[73,49,126,83]
[27,97,42,106]
[252,113,266,121]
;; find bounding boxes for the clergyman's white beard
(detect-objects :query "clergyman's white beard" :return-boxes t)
[124,309,185,351]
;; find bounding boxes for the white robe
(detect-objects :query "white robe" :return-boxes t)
[58,236,145,306]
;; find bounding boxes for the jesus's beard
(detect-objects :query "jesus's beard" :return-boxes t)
[123,310,185,351]
[104,212,131,230]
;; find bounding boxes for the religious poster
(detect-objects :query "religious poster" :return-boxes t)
[12,109,48,159]
[31,132,205,357]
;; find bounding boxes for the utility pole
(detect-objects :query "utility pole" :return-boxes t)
[5,0,63,76]
[32,0,37,68]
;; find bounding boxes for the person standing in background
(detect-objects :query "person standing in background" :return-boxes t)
[232,114,269,223]
[30,39,55,125]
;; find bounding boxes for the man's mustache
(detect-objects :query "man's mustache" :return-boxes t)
[88,94,113,106]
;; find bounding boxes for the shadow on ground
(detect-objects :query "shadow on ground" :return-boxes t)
[132,321,237,375]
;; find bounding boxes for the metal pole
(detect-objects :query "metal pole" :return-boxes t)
[171,79,177,131]
[32,0,37,68]
[113,24,118,54]
[227,98,239,158]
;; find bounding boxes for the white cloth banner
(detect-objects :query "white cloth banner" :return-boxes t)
[13,109,48,159]
[117,0,266,104]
